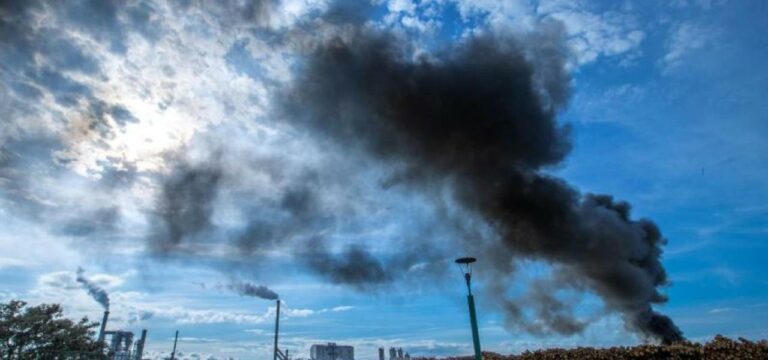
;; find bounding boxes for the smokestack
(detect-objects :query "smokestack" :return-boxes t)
[273,299,281,360]
[170,330,178,360]
[135,329,147,360]
[378,347,384,360]
[97,310,109,344]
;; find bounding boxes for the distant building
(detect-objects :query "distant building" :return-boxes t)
[103,329,147,360]
[381,347,410,360]
[310,343,354,360]
[96,310,148,360]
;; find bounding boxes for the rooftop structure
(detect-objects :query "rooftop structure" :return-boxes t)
[96,309,148,360]
[310,343,354,360]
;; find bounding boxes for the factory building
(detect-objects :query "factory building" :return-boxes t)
[103,329,147,360]
[380,347,410,360]
[310,343,354,360]
[97,310,148,360]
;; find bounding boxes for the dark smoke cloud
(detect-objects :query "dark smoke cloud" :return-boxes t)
[127,310,154,324]
[150,162,222,252]
[279,26,683,343]
[296,233,450,291]
[227,281,279,300]
[235,169,329,253]
[172,0,276,29]
[233,168,430,288]
[302,240,392,288]
[498,280,587,336]
[149,148,449,291]
[76,267,110,310]
[0,137,64,217]
[54,206,120,237]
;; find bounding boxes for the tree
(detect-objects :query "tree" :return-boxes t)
[0,300,106,359]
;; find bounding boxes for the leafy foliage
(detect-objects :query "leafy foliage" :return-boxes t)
[0,300,106,359]
[425,336,768,360]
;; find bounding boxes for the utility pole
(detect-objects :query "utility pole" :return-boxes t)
[170,330,179,360]
[456,257,482,360]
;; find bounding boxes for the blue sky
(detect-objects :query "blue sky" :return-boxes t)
[1,0,767,359]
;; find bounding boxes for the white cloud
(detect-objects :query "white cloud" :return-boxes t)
[670,0,729,10]
[453,0,645,66]
[0,217,84,270]
[711,266,743,286]
[662,21,719,72]
[178,337,221,343]
[22,276,294,327]
[708,307,735,314]
[38,269,127,290]
[38,271,81,290]
[388,0,417,14]
[143,350,235,360]
[119,304,269,325]
[129,304,335,325]
[0,291,21,302]
[0,257,35,270]
[569,83,647,123]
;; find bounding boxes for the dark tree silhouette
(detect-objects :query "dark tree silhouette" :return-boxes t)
[0,300,106,359]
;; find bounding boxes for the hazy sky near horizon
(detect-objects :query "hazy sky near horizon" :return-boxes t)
[1,0,767,359]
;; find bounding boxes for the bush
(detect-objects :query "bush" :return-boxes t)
[418,336,768,360]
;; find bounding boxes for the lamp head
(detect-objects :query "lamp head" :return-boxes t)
[455,257,477,293]
[455,257,477,274]
[455,257,477,264]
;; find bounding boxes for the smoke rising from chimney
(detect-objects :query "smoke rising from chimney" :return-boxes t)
[228,281,279,300]
[278,26,683,343]
[76,267,110,310]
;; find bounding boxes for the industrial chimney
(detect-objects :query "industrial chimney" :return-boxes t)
[274,299,281,360]
[134,329,147,360]
[97,310,109,343]
[170,330,179,360]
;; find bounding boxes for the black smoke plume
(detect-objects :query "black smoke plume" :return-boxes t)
[302,240,392,288]
[150,162,222,252]
[280,27,683,343]
[76,267,110,310]
[228,281,279,300]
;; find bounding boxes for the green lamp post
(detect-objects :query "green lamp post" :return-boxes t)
[456,257,482,360]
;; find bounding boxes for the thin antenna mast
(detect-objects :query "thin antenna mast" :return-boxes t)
[170,330,179,360]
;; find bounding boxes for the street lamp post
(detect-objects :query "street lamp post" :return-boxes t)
[456,257,482,360]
